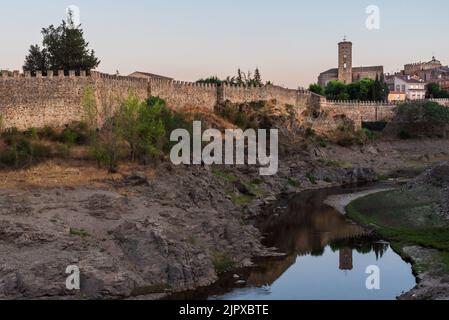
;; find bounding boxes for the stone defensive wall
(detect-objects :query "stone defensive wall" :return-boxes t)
[149,78,218,112]
[2,68,448,131]
[321,98,449,127]
[221,84,323,113]
[0,70,148,130]
[0,70,323,130]
[321,100,398,125]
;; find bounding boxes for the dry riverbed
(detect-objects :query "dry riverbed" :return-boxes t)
[1,138,449,299]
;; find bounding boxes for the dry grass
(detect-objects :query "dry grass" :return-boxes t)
[182,107,238,130]
[0,159,121,190]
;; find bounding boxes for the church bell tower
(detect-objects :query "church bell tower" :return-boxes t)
[338,37,353,84]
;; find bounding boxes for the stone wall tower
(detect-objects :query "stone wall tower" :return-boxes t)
[338,38,353,84]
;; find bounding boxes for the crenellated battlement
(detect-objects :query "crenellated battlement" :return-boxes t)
[0,68,328,130]
[323,100,399,106]
[0,69,150,130]
[0,70,149,84]
[148,78,219,89]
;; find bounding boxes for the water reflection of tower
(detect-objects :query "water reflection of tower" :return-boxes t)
[339,248,353,271]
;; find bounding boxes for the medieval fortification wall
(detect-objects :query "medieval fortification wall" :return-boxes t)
[1,69,449,131]
[0,71,148,130]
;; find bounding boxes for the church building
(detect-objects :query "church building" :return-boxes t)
[318,39,384,86]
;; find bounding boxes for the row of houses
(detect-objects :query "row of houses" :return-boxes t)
[346,55,449,103]
[385,75,427,102]
[385,56,449,102]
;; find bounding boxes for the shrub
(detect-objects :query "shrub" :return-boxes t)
[38,126,58,141]
[1,127,21,145]
[70,228,90,238]
[211,250,236,274]
[306,174,317,184]
[317,138,328,148]
[59,128,79,145]
[55,144,71,158]
[288,178,300,188]
[396,101,449,138]
[362,128,378,141]
[31,142,52,159]
[0,137,52,168]
[305,127,315,137]
[0,150,17,167]
[24,128,39,140]
[59,124,90,146]
[0,115,4,133]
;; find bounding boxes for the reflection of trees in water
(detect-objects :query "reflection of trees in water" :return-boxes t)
[238,188,384,286]
[257,189,370,257]
[330,239,390,260]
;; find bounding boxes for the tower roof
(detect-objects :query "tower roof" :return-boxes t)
[338,36,352,45]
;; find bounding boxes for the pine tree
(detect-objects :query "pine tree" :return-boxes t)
[254,68,262,86]
[23,45,49,74]
[24,9,100,73]
[237,68,243,85]
[373,75,382,101]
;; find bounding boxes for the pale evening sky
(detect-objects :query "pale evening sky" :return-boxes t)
[1,0,448,88]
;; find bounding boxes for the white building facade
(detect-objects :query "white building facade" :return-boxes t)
[393,76,427,100]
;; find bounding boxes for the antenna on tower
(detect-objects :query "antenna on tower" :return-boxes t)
[343,35,347,42]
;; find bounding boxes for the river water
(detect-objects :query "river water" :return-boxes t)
[172,185,416,300]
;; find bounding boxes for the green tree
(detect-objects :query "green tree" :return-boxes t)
[88,94,121,173]
[25,9,100,73]
[396,101,449,138]
[254,68,262,86]
[358,78,375,101]
[309,83,324,96]
[237,68,243,85]
[23,45,49,74]
[379,74,390,101]
[325,80,348,100]
[347,82,361,100]
[115,93,143,162]
[82,86,97,129]
[427,83,449,98]
[372,75,382,101]
[115,95,179,165]
[135,101,166,164]
[196,76,222,85]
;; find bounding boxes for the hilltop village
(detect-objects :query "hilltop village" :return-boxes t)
[318,39,449,102]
